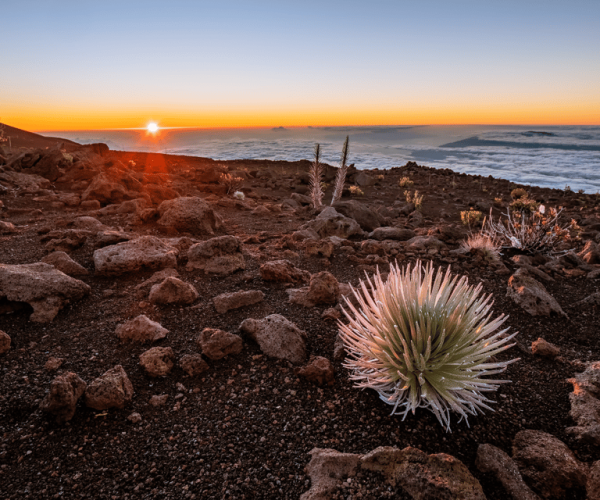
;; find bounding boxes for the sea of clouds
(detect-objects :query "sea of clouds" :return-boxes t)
[49,125,600,193]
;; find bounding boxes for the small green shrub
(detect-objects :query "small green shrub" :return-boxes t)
[509,197,538,213]
[461,209,483,227]
[399,176,414,188]
[510,188,528,200]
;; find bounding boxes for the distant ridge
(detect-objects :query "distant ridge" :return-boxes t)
[440,136,600,152]
[0,123,81,151]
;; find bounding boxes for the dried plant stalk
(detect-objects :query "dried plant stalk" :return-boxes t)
[330,136,349,205]
[308,143,324,208]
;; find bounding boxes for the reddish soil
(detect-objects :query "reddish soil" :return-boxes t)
[1,140,600,499]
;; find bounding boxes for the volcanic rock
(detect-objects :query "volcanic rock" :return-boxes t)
[300,207,363,239]
[0,221,17,234]
[332,200,381,231]
[512,429,587,500]
[93,236,178,275]
[368,227,415,241]
[148,277,199,305]
[197,328,243,360]
[139,347,175,377]
[115,315,169,343]
[179,354,209,377]
[295,357,334,386]
[507,268,567,317]
[240,314,307,365]
[135,268,180,299]
[579,240,600,265]
[0,262,91,322]
[531,338,560,359]
[157,197,222,235]
[304,239,335,258]
[186,235,245,275]
[42,251,89,276]
[40,372,87,424]
[84,365,134,410]
[260,260,310,283]
[567,362,600,446]
[301,446,485,500]
[212,290,265,314]
[475,443,540,500]
[0,330,11,354]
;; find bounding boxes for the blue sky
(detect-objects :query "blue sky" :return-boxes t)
[2,0,599,129]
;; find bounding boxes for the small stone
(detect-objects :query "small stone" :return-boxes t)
[212,290,264,314]
[240,314,307,365]
[0,330,11,354]
[259,260,310,283]
[149,394,169,407]
[115,315,169,343]
[40,372,87,424]
[295,357,335,386]
[148,277,199,305]
[531,338,560,359]
[84,365,134,410]
[179,354,209,376]
[127,412,142,423]
[197,328,243,360]
[321,308,341,321]
[139,347,175,377]
[44,357,64,371]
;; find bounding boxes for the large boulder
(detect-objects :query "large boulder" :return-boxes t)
[300,207,363,239]
[0,263,90,322]
[39,372,87,424]
[507,268,567,317]
[157,197,222,235]
[148,277,199,305]
[475,444,540,500]
[115,315,169,343]
[240,314,307,365]
[512,430,587,500]
[197,328,243,360]
[332,200,381,231]
[186,235,244,274]
[82,170,143,205]
[84,365,134,410]
[93,236,178,275]
[301,446,485,500]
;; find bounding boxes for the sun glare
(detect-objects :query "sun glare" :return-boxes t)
[147,122,159,133]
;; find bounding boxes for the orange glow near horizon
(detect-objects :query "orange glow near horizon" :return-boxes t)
[3,101,600,132]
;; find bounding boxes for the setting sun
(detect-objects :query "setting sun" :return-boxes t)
[147,122,159,133]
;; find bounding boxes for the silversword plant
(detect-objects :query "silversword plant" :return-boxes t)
[339,260,518,431]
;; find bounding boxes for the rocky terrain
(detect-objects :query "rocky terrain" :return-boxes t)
[1,126,600,499]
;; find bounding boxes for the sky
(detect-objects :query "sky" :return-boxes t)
[1,0,599,131]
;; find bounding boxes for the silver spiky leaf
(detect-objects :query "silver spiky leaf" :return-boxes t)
[339,260,519,432]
